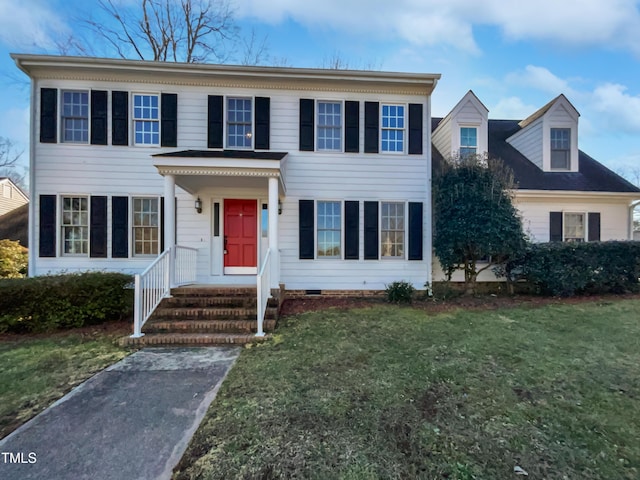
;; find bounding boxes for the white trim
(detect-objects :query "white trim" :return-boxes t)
[316,99,344,153]
[379,200,407,260]
[131,92,161,147]
[224,267,257,275]
[562,211,587,242]
[59,89,90,144]
[225,95,254,150]
[380,103,407,154]
[315,199,344,260]
[60,194,89,257]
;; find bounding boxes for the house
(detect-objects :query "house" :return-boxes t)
[12,54,440,338]
[0,177,28,217]
[431,91,640,280]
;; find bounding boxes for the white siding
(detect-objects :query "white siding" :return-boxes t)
[432,115,452,157]
[507,118,544,169]
[31,77,432,290]
[432,92,488,158]
[0,180,28,216]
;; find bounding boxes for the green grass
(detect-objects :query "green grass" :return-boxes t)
[174,300,640,480]
[0,333,129,439]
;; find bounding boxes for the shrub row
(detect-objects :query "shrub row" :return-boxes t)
[508,241,640,297]
[0,272,134,333]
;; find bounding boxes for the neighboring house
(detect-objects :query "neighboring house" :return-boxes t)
[13,54,440,292]
[432,91,640,280]
[0,177,28,217]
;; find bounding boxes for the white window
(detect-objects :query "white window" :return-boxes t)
[61,91,89,143]
[564,212,585,242]
[381,105,405,153]
[133,197,159,255]
[317,101,342,151]
[381,202,404,258]
[460,127,477,157]
[317,201,341,258]
[551,128,570,170]
[133,94,160,146]
[2,184,10,198]
[61,196,88,255]
[227,97,252,148]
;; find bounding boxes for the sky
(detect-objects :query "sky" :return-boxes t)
[1,0,640,185]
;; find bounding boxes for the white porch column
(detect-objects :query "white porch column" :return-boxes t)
[268,176,280,289]
[164,174,176,287]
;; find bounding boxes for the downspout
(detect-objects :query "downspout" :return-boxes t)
[28,75,37,276]
[425,92,434,296]
[630,200,640,240]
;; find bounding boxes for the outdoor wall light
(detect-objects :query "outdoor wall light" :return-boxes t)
[278,199,283,215]
[195,197,202,214]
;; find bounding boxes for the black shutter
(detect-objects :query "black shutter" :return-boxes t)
[408,103,423,155]
[161,93,178,147]
[90,196,107,258]
[364,201,379,259]
[90,90,108,145]
[299,99,314,151]
[39,195,56,257]
[207,95,223,148]
[112,91,129,146]
[345,200,359,260]
[345,101,360,153]
[255,96,270,150]
[408,202,423,260]
[550,212,563,242]
[112,196,128,258]
[299,199,314,259]
[364,102,379,153]
[40,88,57,143]
[588,212,601,242]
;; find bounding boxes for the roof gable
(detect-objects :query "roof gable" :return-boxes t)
[518,94,579,128]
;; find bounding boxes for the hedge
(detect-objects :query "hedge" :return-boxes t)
[509,241,640,297]
[0,272,134,333]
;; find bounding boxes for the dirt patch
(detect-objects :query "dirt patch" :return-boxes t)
[280,292,640,317]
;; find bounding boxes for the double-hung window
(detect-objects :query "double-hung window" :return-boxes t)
[550,128,570,170]
[317,101,342,151]
[381,105,405,153]
[133,94,160,146]
[227,97,252,148]
[460,127,477,157]
[61,91,89,143]
[317,201,341,258]
[564,212,585,242]
[61,196,88,255]
[133,197,159,255]
[381,202,404,258]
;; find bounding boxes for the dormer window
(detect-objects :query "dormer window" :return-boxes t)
[550,128,570,170]
[460,127,477,157]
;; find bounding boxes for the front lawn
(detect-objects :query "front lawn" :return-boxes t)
[0,326,130,439]
[174,299,640,480]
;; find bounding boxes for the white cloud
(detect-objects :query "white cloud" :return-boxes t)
[489,97,538,119]
[591,83,640,134]
[0,0,69,51]
[506,65,576,96]
[234,0,640,54]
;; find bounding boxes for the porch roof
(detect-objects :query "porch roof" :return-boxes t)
[152,149,288,195]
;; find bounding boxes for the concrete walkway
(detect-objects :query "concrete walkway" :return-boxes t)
[0,347,241,480]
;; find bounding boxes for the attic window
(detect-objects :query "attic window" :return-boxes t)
[460,127,477,157]
[550,128,570,170]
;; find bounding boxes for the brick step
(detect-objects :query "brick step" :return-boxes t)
[161,296,256,308]
[120,332,267,347]
[170,287,257,297]
[144,319,277,334]
[150,306,277,321]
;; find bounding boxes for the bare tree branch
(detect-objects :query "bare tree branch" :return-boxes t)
[0,138,22,170]
[240,28,270,66]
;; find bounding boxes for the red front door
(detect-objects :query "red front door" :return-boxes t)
[224,199,257,271]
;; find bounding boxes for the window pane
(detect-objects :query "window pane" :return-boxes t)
[381,201,404,257]
[133,95,160,145]
[317,201,341,258]
[227,97,252,148]
[62,196,88,255]
[550,128,570,169]
[133,197,159,255]
[381,105,405,153]
[61,90,89,143]
[564,213,585,242]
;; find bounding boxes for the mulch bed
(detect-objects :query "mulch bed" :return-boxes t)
[0,320,132,342]
[280,292,640,317]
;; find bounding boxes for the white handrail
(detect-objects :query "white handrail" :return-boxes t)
[256,248,272,337]
[131,245,198,338]
[174,245,198,286]
[132,248,171,338]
